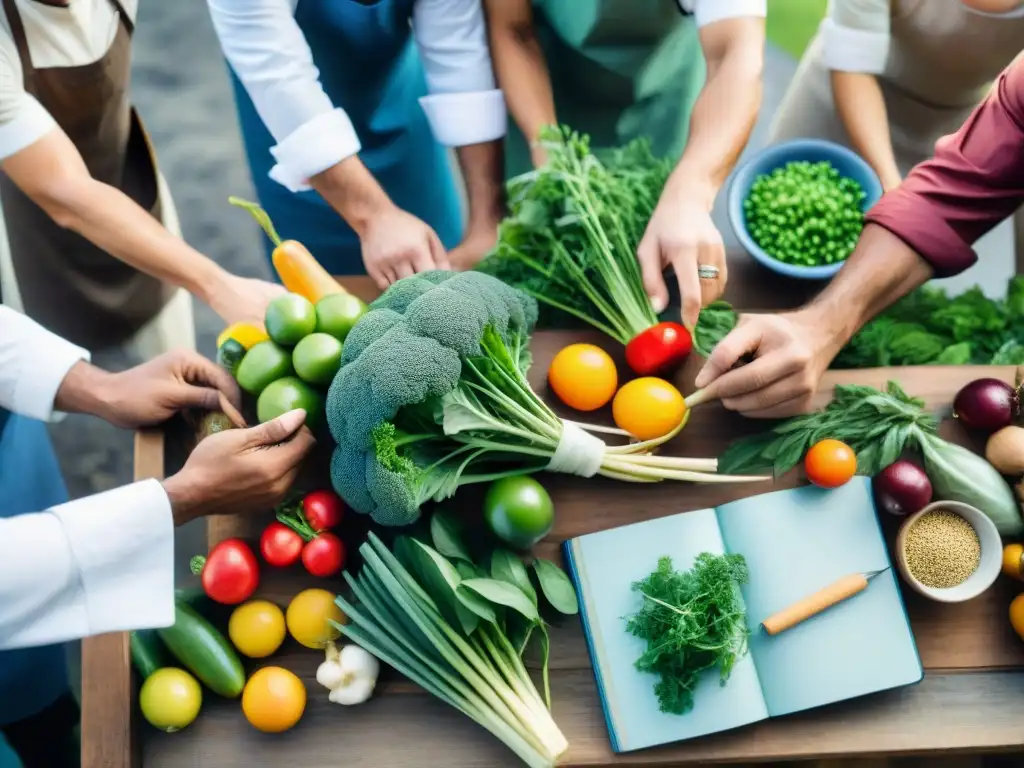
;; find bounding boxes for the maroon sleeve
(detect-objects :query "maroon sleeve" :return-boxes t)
[864,58,1024,277]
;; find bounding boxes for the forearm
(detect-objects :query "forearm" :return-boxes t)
[831,71,901,190]
[665,23,763,209]
[799,223,932,350]
[309,156,394,236]
[456,140,506,232]
[485,9,556,145]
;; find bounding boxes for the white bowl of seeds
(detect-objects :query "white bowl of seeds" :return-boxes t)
[895,501,1001,603]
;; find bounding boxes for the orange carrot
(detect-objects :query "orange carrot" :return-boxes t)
[229,196,344,303]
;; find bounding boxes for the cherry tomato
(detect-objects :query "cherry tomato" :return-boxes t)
[302,490,345,531]
[804,439,857,488]
[302,532,345,577]
[192,539,259,605]
[260,522,304,568]
[624,322,692,376]
[547,344,618,411]
[612,377,687,440]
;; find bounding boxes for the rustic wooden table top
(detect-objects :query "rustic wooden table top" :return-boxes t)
[82,264,1024,768]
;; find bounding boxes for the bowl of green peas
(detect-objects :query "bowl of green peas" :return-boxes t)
[727,139,883,280]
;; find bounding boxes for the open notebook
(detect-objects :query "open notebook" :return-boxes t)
[563,477,923,753]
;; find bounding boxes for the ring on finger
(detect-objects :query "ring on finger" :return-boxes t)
[697,264,720,281]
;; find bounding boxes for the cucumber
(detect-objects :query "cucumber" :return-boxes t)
[158,601,246,698]
[130,630,170,680]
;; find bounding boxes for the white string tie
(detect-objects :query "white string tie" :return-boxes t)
[547,422,604,477]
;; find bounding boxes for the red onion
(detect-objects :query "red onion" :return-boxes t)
[952,378,1017,432]
[873,460,933,517]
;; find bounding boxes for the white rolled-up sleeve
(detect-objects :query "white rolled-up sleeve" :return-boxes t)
[412,0,506,147]
[0,479,175,650]
[682,0,766,27]
[820,0,891,75]
[0,306,88,421]
[206,0,360,193]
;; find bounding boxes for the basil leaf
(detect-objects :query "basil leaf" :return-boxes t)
[459,578,539,622]
[532,558,579,615]
[430,510,472,562]
[490,549,537,607]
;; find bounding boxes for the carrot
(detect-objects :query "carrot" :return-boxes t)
[229,196,344,303]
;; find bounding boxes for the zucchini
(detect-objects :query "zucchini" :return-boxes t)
[130,630,170,680]
[158,601,246,698]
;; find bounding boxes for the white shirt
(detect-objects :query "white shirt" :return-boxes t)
[207,0,508,193]
[0,305,174,651]
[0,0,139,161]
[678,0,767,27]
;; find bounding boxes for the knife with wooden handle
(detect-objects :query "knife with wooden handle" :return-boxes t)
[761,569,887,636]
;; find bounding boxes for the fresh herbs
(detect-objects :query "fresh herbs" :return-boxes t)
[477,126,669,346]
[718,381,1024,535]
[696,278,1024,366]
[335,514,579,768]
[626,553,750,716]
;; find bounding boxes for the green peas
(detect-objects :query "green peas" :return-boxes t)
[744,160,866,268]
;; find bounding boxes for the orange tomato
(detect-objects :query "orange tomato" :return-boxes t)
[1003,543,1024,581]
[548,344,618,412]
[241,667,306,733]
[804,439,857,488]
[1010,593,1024,641]
[612,378,686,441]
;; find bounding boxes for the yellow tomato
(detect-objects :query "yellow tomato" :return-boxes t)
[286,588,346,649]
[1011,594,1024,641]
[548,344,618,412]
[217,322,269,351]
[229,600,287,659]
[612,377,686,440]
[139,668,202,733]
[1003,543,1024,581]
[242,667,306,733]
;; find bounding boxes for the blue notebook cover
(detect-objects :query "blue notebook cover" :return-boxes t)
[563,477,923,753]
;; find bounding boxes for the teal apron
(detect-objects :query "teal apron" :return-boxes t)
[0,409,74,768]
[504,0,706,177]
[228,0,464,275]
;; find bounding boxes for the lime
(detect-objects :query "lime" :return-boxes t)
[315,293,368,342]
[265,294,317,346]
[236,341,292,396]
[257,376,323,430]
[293,333,343,386]
[483,476,554,550]
[216,338,246,377]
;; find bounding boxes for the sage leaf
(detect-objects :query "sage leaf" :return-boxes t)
[430,510,472,562]
[491,549,538,607]
[459,578,539,622]
[532,558,579,615]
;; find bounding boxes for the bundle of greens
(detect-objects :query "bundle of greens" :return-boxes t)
[691,277,1024,367]
[718,381,1024,535]
[627,553,750,715]
[335,520,577,768]
[326,270,764,527]
[477,126,691,376]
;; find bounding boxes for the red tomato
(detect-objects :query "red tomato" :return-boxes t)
[302,533,345,577]
[195,539,259,605]
[624,322,692,376]
[260,522,304,567]
[302,490,344,531]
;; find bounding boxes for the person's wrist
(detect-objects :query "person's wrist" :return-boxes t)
[662,169,718,213]
[53,361,119,421]
[162,472,204,526]
[794,303,851,362]
[312,157,394,237]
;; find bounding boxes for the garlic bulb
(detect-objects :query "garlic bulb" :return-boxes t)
[316,640,380,706]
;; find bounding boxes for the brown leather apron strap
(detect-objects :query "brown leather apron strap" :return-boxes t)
[108,0,133,36]
[1,0,33,79]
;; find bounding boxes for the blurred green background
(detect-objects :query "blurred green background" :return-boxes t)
[766,0,827,59]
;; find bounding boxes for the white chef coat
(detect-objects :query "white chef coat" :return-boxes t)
[0,306,174,651]
[678,0,768,26]
[206,0,508,193]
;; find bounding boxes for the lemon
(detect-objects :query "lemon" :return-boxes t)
[286,588,346,649]
[217,322,269,351]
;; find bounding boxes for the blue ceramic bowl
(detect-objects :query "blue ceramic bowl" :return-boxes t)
[727,139,883,280]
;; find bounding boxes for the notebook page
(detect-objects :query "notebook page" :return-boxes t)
[566,507,768,753]
[716,478,922,717]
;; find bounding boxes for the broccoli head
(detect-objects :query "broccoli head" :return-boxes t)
[327,270,539,526]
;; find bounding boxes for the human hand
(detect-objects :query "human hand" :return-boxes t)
[68,349,243,429]
[637,195,727,330]
[208,275,286,327]
[360,205,450,289]
[448,225,498,271]
[163,409,316,523]
[693,310,841,419]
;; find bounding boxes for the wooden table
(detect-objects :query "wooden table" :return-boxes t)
[82,266,1024,767]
